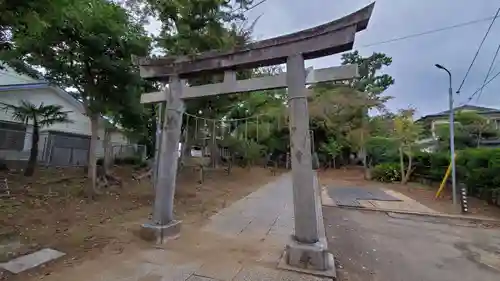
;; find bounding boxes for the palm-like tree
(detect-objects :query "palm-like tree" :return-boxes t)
[0,100,71,176]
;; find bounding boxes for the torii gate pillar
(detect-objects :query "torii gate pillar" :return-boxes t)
[279,54,333,273]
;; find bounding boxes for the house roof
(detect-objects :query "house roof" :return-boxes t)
[418,104,500,121]
[0,81,86,114]
[0,63,123,131]
[0,63,43,85]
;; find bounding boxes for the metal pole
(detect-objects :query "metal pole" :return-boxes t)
[436,64,457,206]
[448,74,457,206]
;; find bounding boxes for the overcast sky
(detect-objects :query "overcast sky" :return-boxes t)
[146,0,500,117]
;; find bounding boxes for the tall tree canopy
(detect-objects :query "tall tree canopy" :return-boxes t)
[2,0,151,194]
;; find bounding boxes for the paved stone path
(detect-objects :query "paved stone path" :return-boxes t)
[39,172,330,281]
[202,172,294,243]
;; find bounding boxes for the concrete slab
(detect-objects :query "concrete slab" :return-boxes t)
[186,275,217,281]
[358,189,438,214]
[0,248,65,274]
[119,260,200,281]
[328,186,402,207]
[233,265,331,281]
[195,259,243,281]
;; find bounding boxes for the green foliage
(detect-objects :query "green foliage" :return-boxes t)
[320,138,343,158]
[393,108,422,151]
[389,148,500,203]
[341,51,395,109]
[1,0,65,53]
[456,148,500,201]
[2,0,152,189]
[372,163,401,183]
[241,139,266,166]
[435,112,498,151]
[319,137,344,168]
[0,101,71,127]
[4,0,151,115]
[219,135,266,167]
[366,137,399,165]
[411,151,449,182]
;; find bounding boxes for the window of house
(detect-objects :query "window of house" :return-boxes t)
[0,121,26,151]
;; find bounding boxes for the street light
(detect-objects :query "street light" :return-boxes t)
[435,64,457,206]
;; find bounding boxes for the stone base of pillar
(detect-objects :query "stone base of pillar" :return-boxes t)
[139,220,181,244]
[277,238,336,278]
[277,171,336,277]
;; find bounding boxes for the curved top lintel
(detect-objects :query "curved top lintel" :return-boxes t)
[137,2,375,79]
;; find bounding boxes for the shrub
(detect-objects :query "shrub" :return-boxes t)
[412,151,449,182]
[366,137,399,166]
[372,163,401,183]
[456,148,500,201]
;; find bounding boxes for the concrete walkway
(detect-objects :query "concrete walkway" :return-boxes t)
[40,173,330,281]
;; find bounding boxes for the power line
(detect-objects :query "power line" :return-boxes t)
[455,7,500,94]
[231,0,268,14]
[243,0,268,13]
[360,15,500,48]
[460,69,500,106]
[476,43,500,102]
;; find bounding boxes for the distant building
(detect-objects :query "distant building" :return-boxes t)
[0,64,141,168]
[417,105,500,151]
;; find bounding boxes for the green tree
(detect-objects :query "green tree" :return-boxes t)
[455,111,497,146]
[340,51,395,176]
[393,108,422,184]
[435,112,498,150]
[3,0,151,195]
[0,101,71,176]
[135,0,259,166]
[319,137,344,168]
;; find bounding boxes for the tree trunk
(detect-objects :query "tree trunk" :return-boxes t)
[24,123,39,176]
[477,131,482,147]
[86,113,100,197]
[103,128,112,174]
[399,146,405,184]
[361,106,368,179]
[402,154,412,184]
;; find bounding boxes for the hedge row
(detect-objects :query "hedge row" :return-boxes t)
[372,148,500,203]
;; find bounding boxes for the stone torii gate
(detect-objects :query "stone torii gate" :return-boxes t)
[136,3,374,274]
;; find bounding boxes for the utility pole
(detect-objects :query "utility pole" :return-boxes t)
[435,64,457,206]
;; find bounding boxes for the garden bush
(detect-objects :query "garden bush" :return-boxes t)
[366,137,399,166]
[412,151,449,182]
[372,162,401,183]
[456,148,500,202]
[371,147,500,204]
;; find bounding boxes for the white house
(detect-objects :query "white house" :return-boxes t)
[0,64,140,167]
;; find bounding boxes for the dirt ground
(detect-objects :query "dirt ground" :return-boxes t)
[318,167,500,220]
[0,165,281,280]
